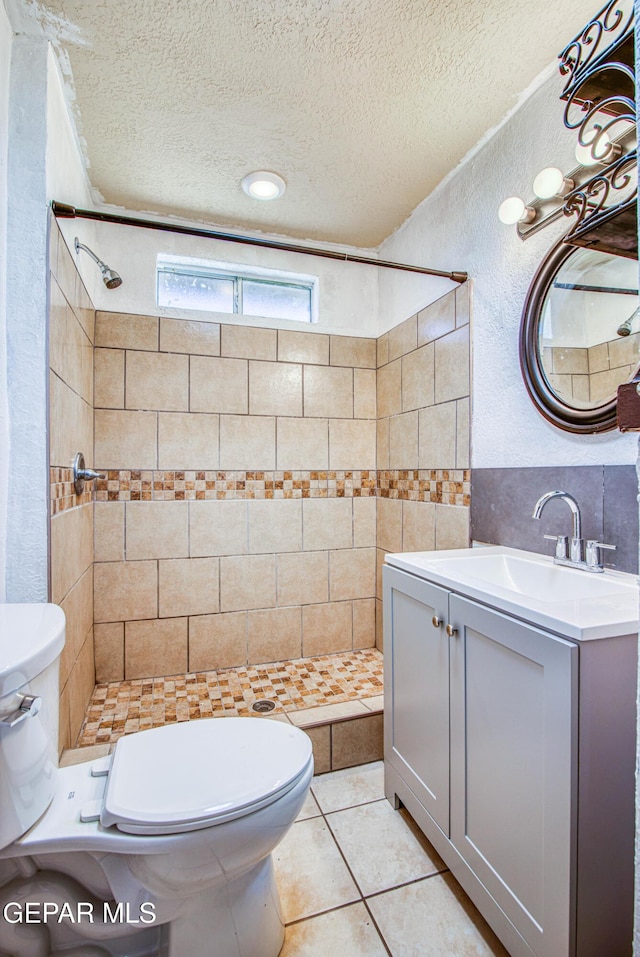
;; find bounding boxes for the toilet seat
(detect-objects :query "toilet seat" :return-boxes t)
[101,717,313,835]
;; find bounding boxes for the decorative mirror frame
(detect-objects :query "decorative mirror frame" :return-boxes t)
[519,236,635,433]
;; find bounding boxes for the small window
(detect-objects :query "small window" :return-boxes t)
[157,256,317,323]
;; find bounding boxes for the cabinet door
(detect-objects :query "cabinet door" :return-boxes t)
[449,594,577,957]
[383,566,450,836]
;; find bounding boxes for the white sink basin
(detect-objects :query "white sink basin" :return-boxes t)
[385,546,639,641]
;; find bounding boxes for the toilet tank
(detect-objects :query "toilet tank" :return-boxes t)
[0,604,65,850]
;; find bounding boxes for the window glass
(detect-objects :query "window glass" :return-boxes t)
[158,270,235,313]
[242,279,312,322]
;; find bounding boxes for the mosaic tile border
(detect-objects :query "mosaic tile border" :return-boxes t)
[77,648,384,747]
[377,469,470,506]
[94,470,377,501]
[50,467,94,516]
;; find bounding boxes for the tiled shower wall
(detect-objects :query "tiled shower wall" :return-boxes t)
[374,284,471,645]
[48,222,96,750]
[92,318,379,681]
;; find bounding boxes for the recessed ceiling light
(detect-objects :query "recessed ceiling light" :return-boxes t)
[241,170,286,201]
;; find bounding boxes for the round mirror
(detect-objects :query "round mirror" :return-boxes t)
[520,238,639,432]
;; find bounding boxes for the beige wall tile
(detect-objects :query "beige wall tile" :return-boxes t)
[389,411,419,469]
[402,500,436,552]
[590,366,633,403]
[434,326,470,404]
[68,634,96,745]
[50,504,93,604]
[331,713,383,770]
[221,324,277,360]
[125,617,188,679]
[220,554,276,611]
[456,397,470,469]
[95,409,157,469]
[219,415,276,469]
[95,502,125,562]
[354,369,376,419]
[402,343,434,411]
[279,330,329,365]
[353,496,376,548]
[304,365,353,418]
[50,278,93,404]
[59,680,71,755]
[609,333,640,368]
[94,348,124,409]
[189,611,247,671]
[330,336,376,369]
[418,402,456,469]
[435,504,470,550]
[377,498,402,553]
[553,347,589,375]
[250,360,302,416]
[126,350,189,411]
[376,549,385,601]
[306,724,331,774]
[303,498,352,551]
[94,560,158,622]
[248,606,302,663]
[329,419,376,469]
[377,332,389,369]
[353,598,376,649]
[126,501,189,559]
[74,280,96,345]
[277,551,329,606]
[158,412,219,469]
[94,622,125,683]
[276,417,328,470]
[160,317,220,356]
[330,547,376,601]
[190,500,248,557]
[248,499,302,553]
[376,417,390,470]
[54,236,79,317]
[159,557,220,617]
[59,567,93,688]
[95,312,158,351]
[417,291,456,345]
[50,373,93,468]
[376,358,401,418]
[388,315,417,361]
[190,355,248,414]
[302,601,352,655]
[455,281,471,327]
[375,598,383,651]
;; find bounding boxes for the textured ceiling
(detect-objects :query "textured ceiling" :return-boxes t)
[32,0,602,246]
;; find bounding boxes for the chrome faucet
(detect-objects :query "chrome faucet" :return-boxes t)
[532,490,615,573]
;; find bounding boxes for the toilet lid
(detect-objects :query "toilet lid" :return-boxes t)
[101,717,312,835]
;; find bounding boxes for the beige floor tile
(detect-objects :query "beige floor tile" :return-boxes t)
[296,789,322,822]
[273,817,360,923]
[289,700,369,728]
[60,744,111,767]
[280,903,388,957]
[327,800,444,896]
[311,761,384,814]
[361,694,384,712]
[368,872,510,957]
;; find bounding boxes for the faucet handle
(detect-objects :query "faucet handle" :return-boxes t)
[544,534,569,560]
[585,540,616,571]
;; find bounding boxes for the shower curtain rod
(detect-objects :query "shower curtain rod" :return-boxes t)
[51,202,468,284]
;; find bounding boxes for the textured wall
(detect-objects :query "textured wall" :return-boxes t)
[0,1,11,600]
[48,222,96,751]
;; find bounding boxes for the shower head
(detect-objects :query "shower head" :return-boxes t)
[74,238,123,289]
[617,305,640,337]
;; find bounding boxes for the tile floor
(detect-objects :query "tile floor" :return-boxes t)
[77,649,383,747]
[276,761,509,957]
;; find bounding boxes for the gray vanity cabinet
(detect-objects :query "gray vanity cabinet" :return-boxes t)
[383,563,635,957]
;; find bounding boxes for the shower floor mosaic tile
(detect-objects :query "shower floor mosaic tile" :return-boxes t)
[77,649,383,748]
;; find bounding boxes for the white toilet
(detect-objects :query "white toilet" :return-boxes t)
[0,604,313,957]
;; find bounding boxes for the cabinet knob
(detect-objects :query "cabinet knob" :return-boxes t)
[431,615,442,628]
[446,624,458,637]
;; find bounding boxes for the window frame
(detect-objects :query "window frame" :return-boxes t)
[156,255,318,324]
